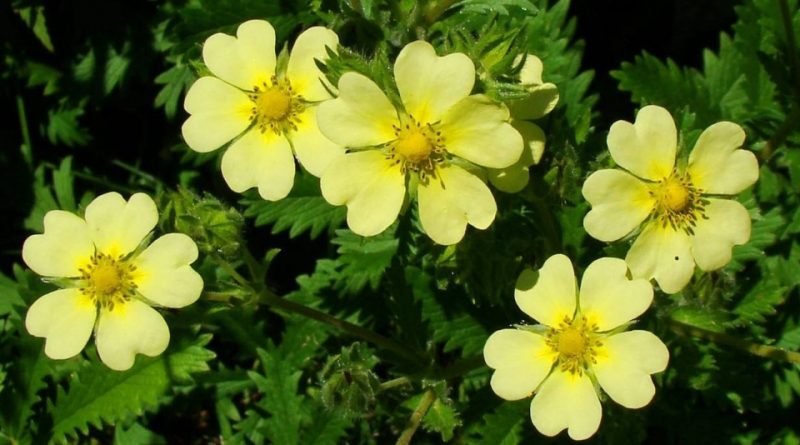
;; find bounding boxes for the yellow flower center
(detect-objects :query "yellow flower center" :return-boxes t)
[257,88,292,121]
[395,131,433,162]
[546,315,602,375]
[90,262,122,295]
[557,327,586,356]
[651,171,706,234]
[249,76,304,135]
[389,116,446,182]
[658,178,690,212]
[81,252,137,310]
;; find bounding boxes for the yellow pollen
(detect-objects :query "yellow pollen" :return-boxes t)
[558,327,586,356]
[257,88,292,121]
[660,180,690,212]
[90,263,122,295]
[395,131,433,162]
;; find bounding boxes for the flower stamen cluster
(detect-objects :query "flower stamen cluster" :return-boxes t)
[651,170,708,234]
[546,315,602,376]
[248,75,305,135]
[79,252,138,310]
[387,116,446,182]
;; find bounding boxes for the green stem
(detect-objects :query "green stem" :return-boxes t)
[379,376,412,391]
[212,255,251,289]
[16,95,33,169]
[259,288,426,364]
[668,319,800,364]
[395,389,436,445]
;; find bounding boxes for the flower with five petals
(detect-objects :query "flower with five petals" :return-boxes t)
[23,192,203,371]
[316,40,523,245]
[582,105,759,293]
[484,254,668,440]
[182,20,342,200]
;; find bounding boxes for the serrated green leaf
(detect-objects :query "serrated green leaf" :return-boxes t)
[469,401,526,445]
[332,229,398,294]
[242,173,345,239]
[50,335,215,442]
[302,410,353,445]
[408,267,488,357]
[0,336,51,442]
[45,101,90,147]
[422,398,460,441]
[23,165,59,232]
[53,156,76,211]
[155,63,195,118]
[113,422,166,445]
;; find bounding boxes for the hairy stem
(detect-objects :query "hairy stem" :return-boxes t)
[396,389,436,445]
[668,319,800,364]
[16,95,33,169]
[258,287,427,363]
[379,376,413,391]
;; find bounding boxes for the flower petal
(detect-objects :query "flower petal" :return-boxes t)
[515,254,577,327]
[25,288,96,360]
[317,72,398,147]
[530,369,601,440]
[220,129,295,201]
[440,95,523,168]
[286,26,339,102]
[85,192,158,257]
[290,106,344,177]
[321,150,405,237]
[626,223,694,294]
[133,233,202,308]
[594,330,669,409]
[510,84,559,121]
[484,329,555,400]
[202,19,275,90]
[687,122,758,194]
[22,210,94,277]
[579,257,653,331]
[582,169,656,242]
[519,54,544,85]
[417,164,496,245]
[182,76,253,153]
[394,41,474,123]
[488,121,545,193]
[607,105,676,181]
[95,299,170,371]
[691,198,751,271]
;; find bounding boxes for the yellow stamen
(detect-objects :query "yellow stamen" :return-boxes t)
[557,327,586,357]
[90,263,122,295]
[257,88,291,121]
[395,131,433,162]
[659,179,689,212]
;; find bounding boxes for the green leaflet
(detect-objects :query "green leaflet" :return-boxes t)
[49,335,215,442]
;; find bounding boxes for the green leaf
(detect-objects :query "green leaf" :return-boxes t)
[0,336,52,442]
[408,267,488,357]
[155,63,195,118]
[241,321,328,445]
[45,101,90,147]
[468,401,527,445]
[421,398,461,441]
[242,172,345,239]
[301,410,353,445]
[23,165,59,232]
[114,422,167,445]
[53,156,76,211]
[331,229,399,294]
[50,335,215,442]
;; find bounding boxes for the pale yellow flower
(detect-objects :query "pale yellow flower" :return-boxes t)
[489,54,559,193]
[22,192,203,371]
[582,105,759,293]
[182,20,342,200]
[484,254,668,440]
[316,41,523,245]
